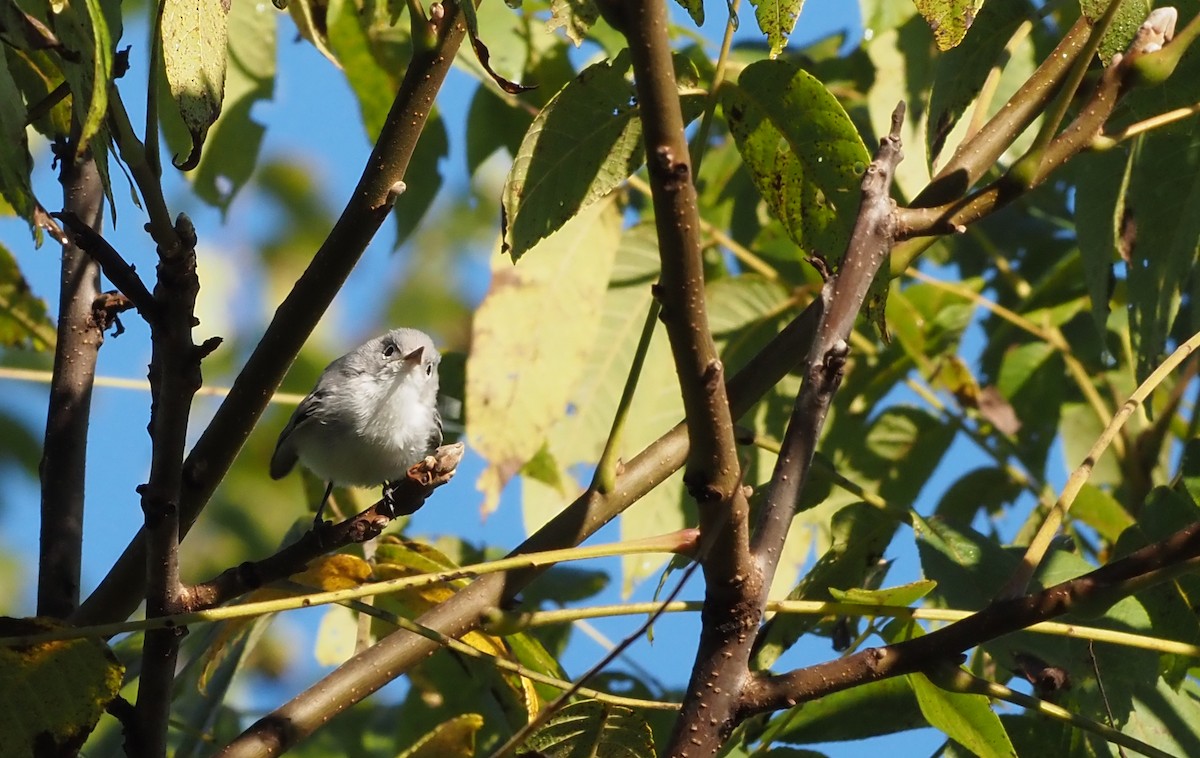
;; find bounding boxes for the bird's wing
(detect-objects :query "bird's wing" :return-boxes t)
[269,389,325,479]
[428,406,444,451]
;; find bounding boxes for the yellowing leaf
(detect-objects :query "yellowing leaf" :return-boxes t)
[913,0,985,50]
[294,553,373,591]
[397,713,486,758]
[0,617,123,755]
[468,196,621,513]
[161,0,230,167]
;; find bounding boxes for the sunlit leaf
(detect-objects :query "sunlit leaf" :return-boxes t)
[1079,0,1151,64]
[161,0,229,168]
[0,617,123,755]
[749,0,804,57]
[520,700,654,757]
[912,0,984,51]
[547,0,598,47]
[927,0,1035,161]
[721,59,869,261]
[397,713,485,758]
[0,243,53,349]
[193,0,275,212]
[909,670,1015,758]
[501,51,704,260]
[469,196,621,514]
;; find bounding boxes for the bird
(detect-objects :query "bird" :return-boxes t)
[270,328,443,523]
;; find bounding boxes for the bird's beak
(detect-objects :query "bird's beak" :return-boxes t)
[403,346,425,364]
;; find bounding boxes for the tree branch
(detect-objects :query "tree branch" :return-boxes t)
[71,0,469,628]
[181,444,463,611]
[136,212,207,757]
[50,210,159,321]
[742,519,1200,713]
[38,143,104,619]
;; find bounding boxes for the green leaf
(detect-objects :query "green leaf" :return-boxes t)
[762,676,926,744]
[468,196,622,513]
[0,243,53,349]
[749,0,805,57]
[839,406,956,506]
[863,11,933,200]
[1074,148,1131,341]
[5,48,72,139]
[520,700,654,757]
[829,579,937,606]
[914,515,1018,610]
[934,467,1020,523]
[673,0,703,26]
[193,0,275,212]
[501,50,704,260]
[52,0,113,152]
[1125,121,1200,381]
[1079,0,1151,64]
[926,0,1035,161]
[466,87,530,176]
[286,0,337,64]
[161,0,229,168]
[909,671,1016,758]
[912,0,985,51]
[171,602,274,758]
[994,340,1063,467]
[327,0,398,140]
[0,617,124,756]
[1068,483,1133,544]
[393,113,448,249]
[1060,402,1122,488]
[540,224,687,591]
[1179,438,1200,507]
[0,58,34,229]
[721,59,869,261]
[752,503,898,669]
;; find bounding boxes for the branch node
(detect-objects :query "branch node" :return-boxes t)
[385,180,408,208]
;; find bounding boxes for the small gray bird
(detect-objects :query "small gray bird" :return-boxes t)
[271,328,443,523]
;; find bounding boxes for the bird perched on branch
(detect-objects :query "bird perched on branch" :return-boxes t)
[270,328,443,523]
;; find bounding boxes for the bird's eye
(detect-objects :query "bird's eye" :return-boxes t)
[425,363,433,377]
[382,344,396,358]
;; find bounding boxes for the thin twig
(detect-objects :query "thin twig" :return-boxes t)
[1001,328,1200,599]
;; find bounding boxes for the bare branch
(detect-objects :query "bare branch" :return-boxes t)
[38,144,104,619]
[136,210,206,757]
[743,519,1200,713]
[596,0,748,574]
[51,210,159,321]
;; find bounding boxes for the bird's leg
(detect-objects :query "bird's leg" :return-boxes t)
[314,481,334,526]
